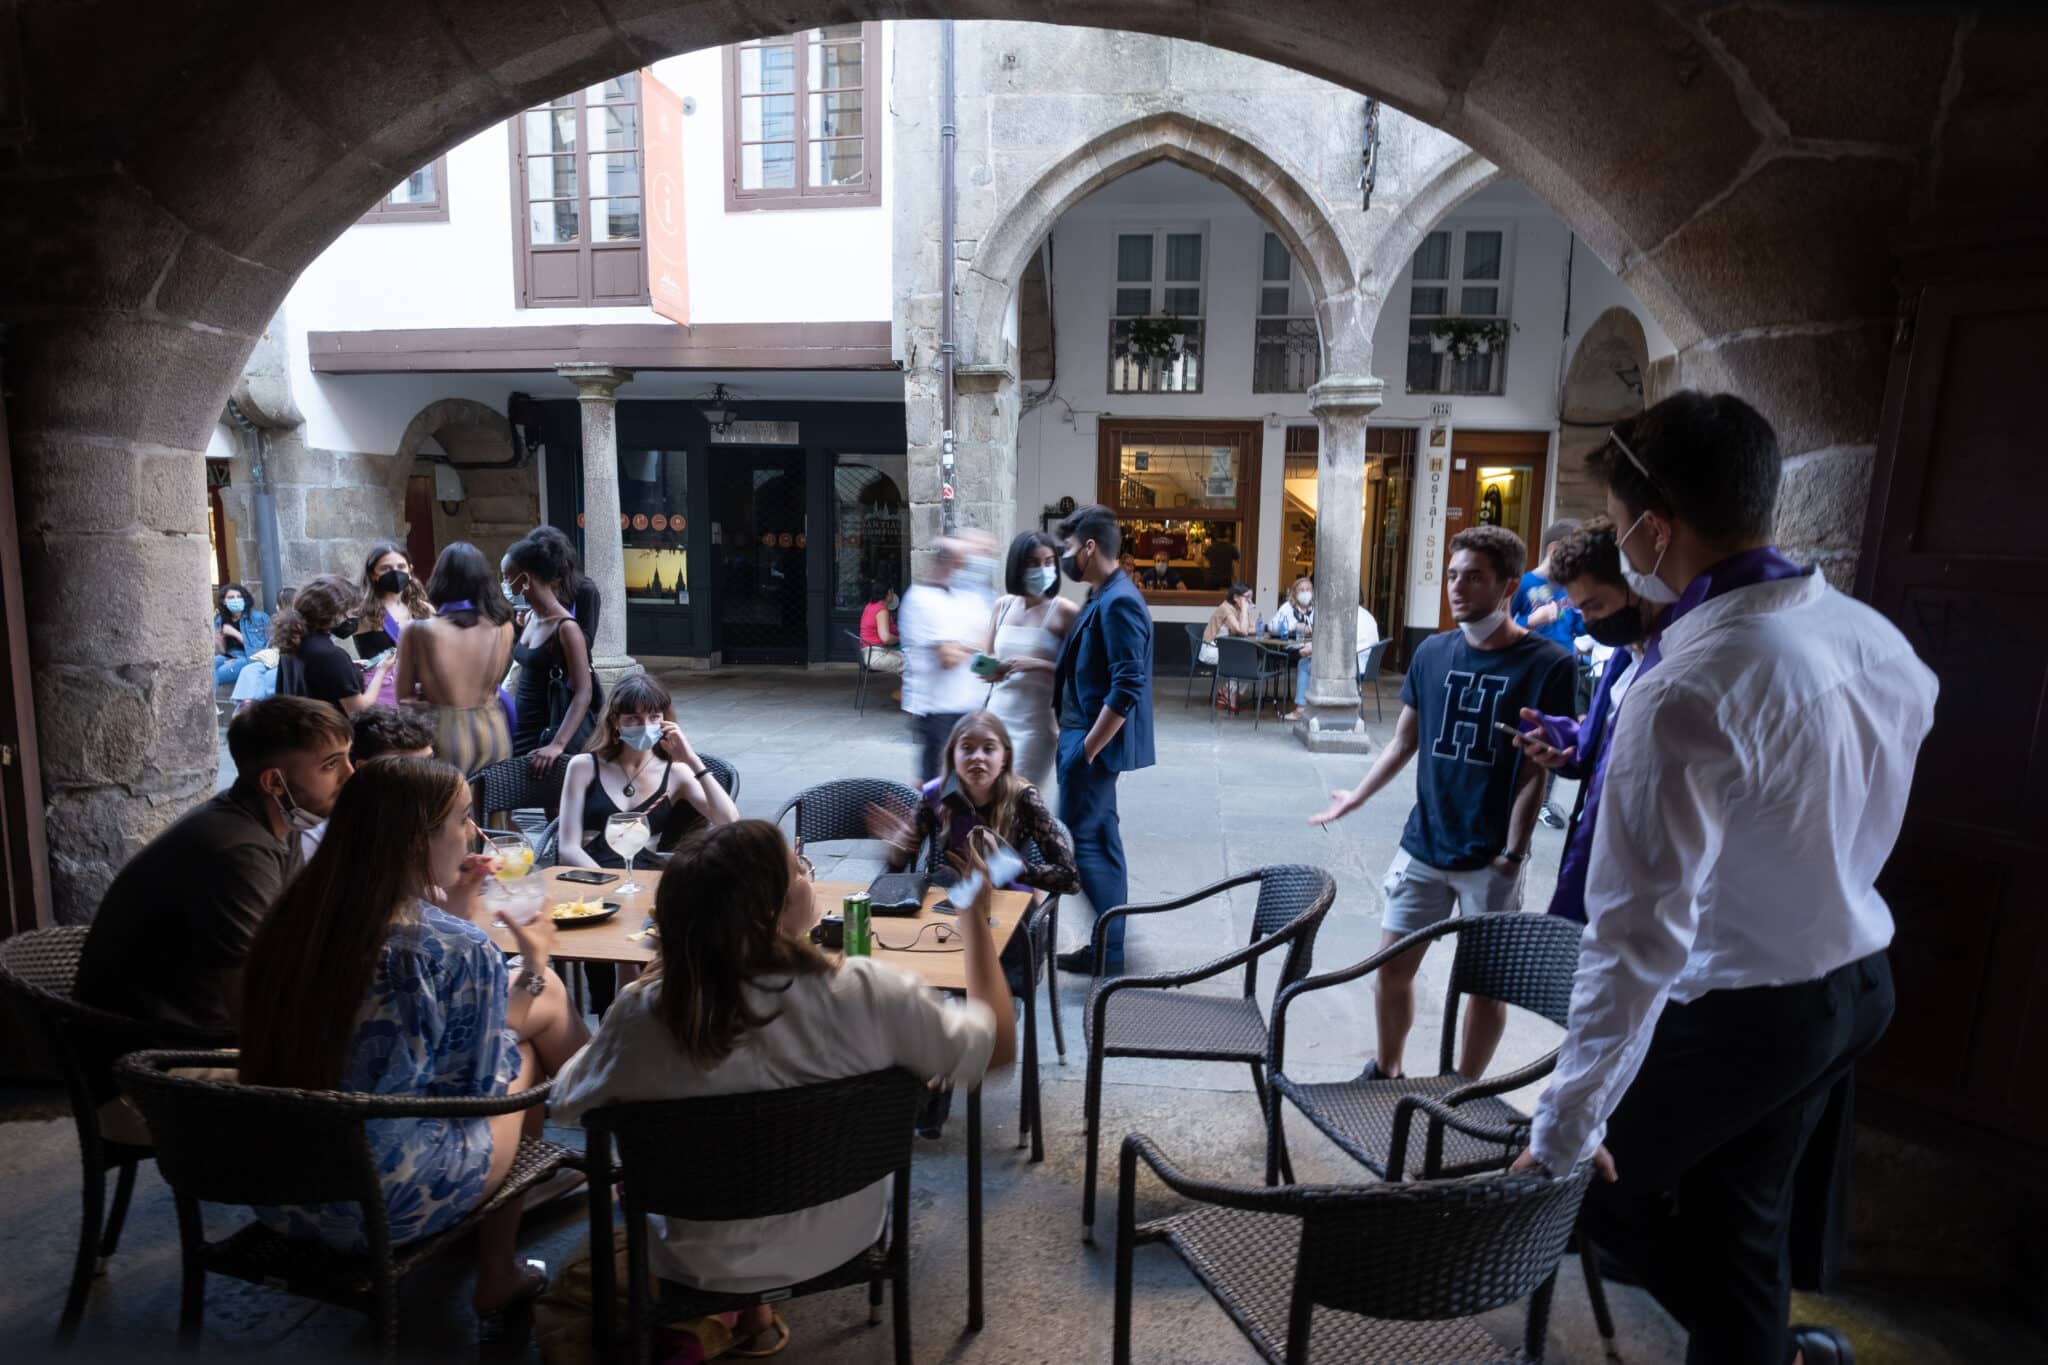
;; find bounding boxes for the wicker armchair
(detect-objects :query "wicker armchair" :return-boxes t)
[581,1069,924,1365]
[1265,911,1581,1184]
[1114,1131,1594,1363]
[775,778,920,858]
[1080,865,1337,1234]
[917,817,1075,1163]
[115,1049,572,1362]
[0,926,232,1343]
[470,752,569,839]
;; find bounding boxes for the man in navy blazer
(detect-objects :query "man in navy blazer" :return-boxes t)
[1049,504,1156,976]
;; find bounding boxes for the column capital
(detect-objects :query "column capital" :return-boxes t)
[1307,373,1385,418]
[556,362,634,398]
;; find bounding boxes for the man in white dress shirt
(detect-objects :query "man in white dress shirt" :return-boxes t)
[1512,391,1937,1365]
[899,537,993,785]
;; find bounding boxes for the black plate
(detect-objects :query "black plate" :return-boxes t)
[550,900,623,927]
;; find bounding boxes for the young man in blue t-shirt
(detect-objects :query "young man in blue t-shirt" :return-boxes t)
[1311,524,1577,1081]
[1514,519,1587,829]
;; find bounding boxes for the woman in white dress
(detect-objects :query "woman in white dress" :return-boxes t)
[984,530,1079,790]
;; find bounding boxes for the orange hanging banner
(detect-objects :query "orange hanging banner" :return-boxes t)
[641,68,690,325]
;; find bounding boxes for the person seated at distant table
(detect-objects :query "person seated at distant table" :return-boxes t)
[1268,576,1318,720]
[76,696,355,1040]
[859,579,905,673]
[1141,555,1185,590]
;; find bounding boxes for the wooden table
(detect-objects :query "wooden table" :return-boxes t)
[488,866,1028,1331]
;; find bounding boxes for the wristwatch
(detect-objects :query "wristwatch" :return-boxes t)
[1500,849,1531,864]
[513,966,547,997]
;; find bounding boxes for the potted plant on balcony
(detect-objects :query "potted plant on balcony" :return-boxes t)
[1125,315,1184,360]
[1429,318,1515,360]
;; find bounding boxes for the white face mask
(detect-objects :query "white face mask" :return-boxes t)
[1458,607,1508,645]
[1617,511,1681,605]
[1023,565,1058,597]
[269,775,324,833]
[1296,590,1313,608]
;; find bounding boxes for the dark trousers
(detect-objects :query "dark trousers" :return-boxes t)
[1056,727,1128,962]
[1584,951,1895,1365]
[911,711,967,788]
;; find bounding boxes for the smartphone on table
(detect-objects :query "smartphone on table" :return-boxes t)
[557,869,619,886]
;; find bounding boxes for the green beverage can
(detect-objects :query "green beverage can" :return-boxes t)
[842,892,872,957]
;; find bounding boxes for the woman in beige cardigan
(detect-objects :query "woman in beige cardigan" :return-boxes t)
[1201,582,1257,711]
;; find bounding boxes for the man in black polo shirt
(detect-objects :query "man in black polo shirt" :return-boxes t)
[77,695,355,1035]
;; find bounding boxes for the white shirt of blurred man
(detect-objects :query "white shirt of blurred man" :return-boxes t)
[900,534,999,784]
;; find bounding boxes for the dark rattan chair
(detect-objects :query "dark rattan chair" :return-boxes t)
[470,753,570,838]
[1215,637,1286,728]
[116,1048,572,1362]
[775,778,920,859]
[844,628,874,713]
[1356,638,1392,722]
[1182,622,1216,706]
[1114,1131,1594,1363]
[581,1069,924,1365]
[0,927,230,1343]
[1265,911,1582,1184]
[1080,865,1337,1235]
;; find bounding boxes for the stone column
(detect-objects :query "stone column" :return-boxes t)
[556,363,639,685]
[1298,373,1384,753]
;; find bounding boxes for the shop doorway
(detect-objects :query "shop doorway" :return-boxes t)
[1437,429,1549,628]
[1364,426,1417,668]
[712,451,808,664]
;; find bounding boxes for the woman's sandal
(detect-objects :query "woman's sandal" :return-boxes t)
[476,1259,549,1343]
[727,1310,791,1358]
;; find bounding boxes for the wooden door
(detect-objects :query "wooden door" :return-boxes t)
[0,383,48,943]
[1855,232,2048,1153]
[1438,429,1549,628]
[404,475,437,576]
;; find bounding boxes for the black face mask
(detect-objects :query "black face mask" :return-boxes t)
[1060,549,1083,580]
[330,617,359,640]
[374,568,409,595]
[1585,604,1647,648]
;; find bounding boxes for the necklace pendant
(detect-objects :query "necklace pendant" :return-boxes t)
[623,782,636,799]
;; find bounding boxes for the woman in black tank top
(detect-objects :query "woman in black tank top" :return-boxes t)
[555,674,740,870]
[502,532,594,773]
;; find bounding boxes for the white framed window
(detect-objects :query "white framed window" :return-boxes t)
[1406,223,1513,395]
[1109,227,1206,393]
[1254,231,1320,394]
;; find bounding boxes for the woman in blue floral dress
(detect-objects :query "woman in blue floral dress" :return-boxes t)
[238,754,589,1315]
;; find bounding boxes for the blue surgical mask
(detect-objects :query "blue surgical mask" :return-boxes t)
[222,596,245,614]
[1023,566,1058,596]
[502,580,528,609]
[620,724,662,752]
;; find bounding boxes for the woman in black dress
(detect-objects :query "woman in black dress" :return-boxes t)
[501,530,595,777]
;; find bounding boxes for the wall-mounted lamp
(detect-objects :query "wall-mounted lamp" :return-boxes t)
[701,384,738,434]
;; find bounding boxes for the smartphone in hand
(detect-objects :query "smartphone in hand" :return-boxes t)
[969,652,1003,679]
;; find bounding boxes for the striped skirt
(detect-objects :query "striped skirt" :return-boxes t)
[430,703,512,777]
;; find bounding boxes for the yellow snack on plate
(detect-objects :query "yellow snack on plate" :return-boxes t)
[553,898,609,920]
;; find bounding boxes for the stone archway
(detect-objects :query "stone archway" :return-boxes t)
[3,0,2024,914]
[1556,306,1652,523]
[958,111,1363,375]
[389,398,536,571]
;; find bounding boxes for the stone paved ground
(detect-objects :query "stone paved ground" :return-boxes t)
[3,665,1997,1363]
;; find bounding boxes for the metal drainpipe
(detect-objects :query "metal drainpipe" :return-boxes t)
[224,399,284,614]
[939,19,957,536]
